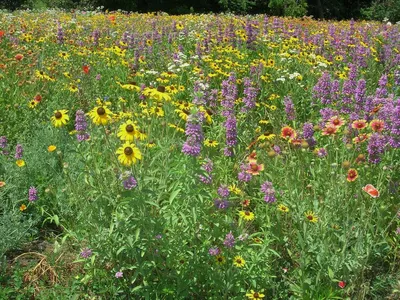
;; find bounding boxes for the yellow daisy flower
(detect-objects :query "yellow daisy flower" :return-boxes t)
[51,109,69,127]
[305,211,318,223]
[239,210,255,221]
[215,255,225,265]
[204,139,218,147]
[246,290,265,299]
[88,106,113,126]
[117,120,138,141]
[233,255,246,268]
[47,145,57,152]
[116,142,142,166]
[277,204,289,213]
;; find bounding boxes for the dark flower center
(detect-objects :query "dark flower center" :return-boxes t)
[307,215,313,220]
[245,211,250,216]
[126,124,134,132]
[236,259,242,264]
[157,86,165,93]
[97,107,106,116]
[251,164,258,171]
[254,293,260,298]
[55,111,62,119]
[124,147,133,155]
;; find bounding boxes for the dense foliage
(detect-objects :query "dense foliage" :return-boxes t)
[1,10,400,299]
[1,0,400,22]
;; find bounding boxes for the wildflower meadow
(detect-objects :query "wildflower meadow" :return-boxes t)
[0,9,400,299]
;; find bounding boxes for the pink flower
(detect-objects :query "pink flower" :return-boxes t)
[338,281,346,289]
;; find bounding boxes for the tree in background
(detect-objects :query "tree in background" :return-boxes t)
[268,0,308,17]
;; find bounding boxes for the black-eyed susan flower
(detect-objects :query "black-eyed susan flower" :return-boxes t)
[239,210,255,221]
[246,290,265,299]
[51,109,69,127]
[305,211,318,223]
[116,142,142,166]
[28,100,38,108]
[117,120,138,141]
[204,139,218,147]
[233,255,246,268]
[215,255,225,265]
[88,106,113,125]
[277,204,289,213]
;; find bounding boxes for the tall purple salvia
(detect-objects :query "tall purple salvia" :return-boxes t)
[223,231,235,248]
[313,72,332,105]
[261,181,276,203]
[75,110,89,142]
[303,122,314,139]
[284,96,296,121]
[56,24,64,44]
[28,186,38,202]
[242,77,258,111]
[0,136,7,149]
[182,113,204,157]
[198,158,213,185]
[368,133,387,163]
[15,144,23,159]
[389,100,400,148]
[238,163,252,182]
[375,74,388,98]
[224,114,237,157]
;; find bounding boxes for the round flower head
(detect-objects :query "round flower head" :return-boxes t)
[327,116,345,128]
[281,126,296,139]
[116,142,142,166]
[322,125,338,136]
[246,162,264,175]
[239,210,255,221]
[369,119,385,132]
[347,168,358,182]
[352,119,367,130]
[305,211,318,223]
[233,255,246,268]
[117,120,139,141]
[246,290,265,299]
[88,106,113,125]
[51,109,69,127]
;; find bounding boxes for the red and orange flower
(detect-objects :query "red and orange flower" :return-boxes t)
[351,119,367,130]
[322,125,338,136]
[328,116,345,128]
[347,169,358,182]
[246,162,264,175]
[281,126,296,139]
[369,119,385,132]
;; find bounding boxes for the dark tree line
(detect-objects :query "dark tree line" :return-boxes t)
[1,0,399,21]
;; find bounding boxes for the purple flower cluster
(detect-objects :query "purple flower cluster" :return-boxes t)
[123,176,137,190]
[367,133,387,163]
[223,231,235,248]
[238,163,252,182]
[75,110,90,141]
[15,144,23,159]
[224,114,237,156]
[214,184,230,209]
[56,24,64,44]
[28,186,38,202]
[313,72,332,105]
[182,113,204,157]
[198,158,213,185]
[242,77,258,111]
[261,181,276,203]
[0,136,7,149]
[208,247,220,256]
[80,248,92,258]
[284,96,296,121]
[389,100,400,148]
[316,148,328,158]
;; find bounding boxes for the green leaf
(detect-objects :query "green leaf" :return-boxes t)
[328,267,334,280]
